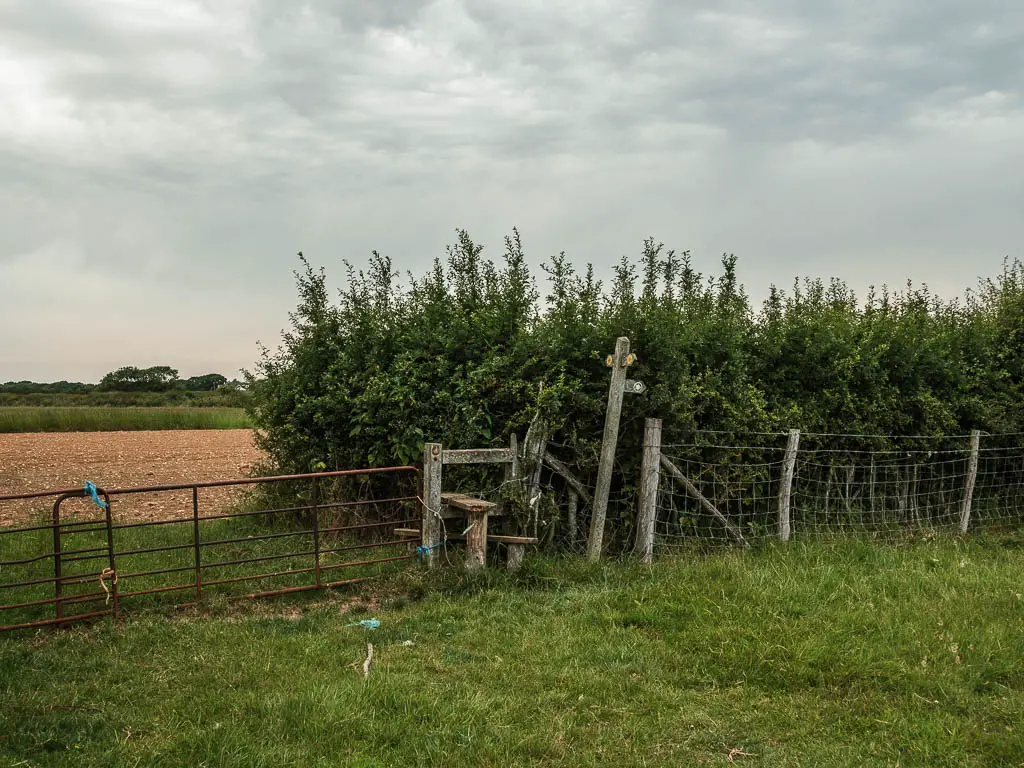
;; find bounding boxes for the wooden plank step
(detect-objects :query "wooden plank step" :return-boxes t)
[441,492,497,514]
[489,535,538,545]
[394,529,537,546]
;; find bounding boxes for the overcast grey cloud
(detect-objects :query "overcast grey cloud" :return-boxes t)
[1,0,1021,381]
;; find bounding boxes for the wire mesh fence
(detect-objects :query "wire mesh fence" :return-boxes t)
[658,438,787,547]
[656,431,1024,551]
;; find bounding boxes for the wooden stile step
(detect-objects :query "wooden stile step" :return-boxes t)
[393,527,536,546]
[440,492,497,515]
[487,535,539,545]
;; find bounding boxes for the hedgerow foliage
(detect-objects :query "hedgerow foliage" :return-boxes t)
[248,230,1024,482]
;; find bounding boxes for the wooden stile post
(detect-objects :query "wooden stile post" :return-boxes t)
[421,443,443,568]
[504,433,526,571]
[523,415,548,540]
[465,510,488,570]
[778,429,800,542]
[501,433,520,518]
[634,418,662,564]
[959,430,981,534]
[587,337,634,561]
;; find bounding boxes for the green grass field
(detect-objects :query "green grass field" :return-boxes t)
[2,537,1023,766]
[0,407,250,433]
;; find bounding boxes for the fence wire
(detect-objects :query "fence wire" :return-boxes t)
[658,441,787,547]
[656,432,1024,549]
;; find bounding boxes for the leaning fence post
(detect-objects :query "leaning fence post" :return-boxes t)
[634,418,662,564]
[422,443,443,568]
[959,430,981,534]
[587,336,634,561]
[778,429,800,542]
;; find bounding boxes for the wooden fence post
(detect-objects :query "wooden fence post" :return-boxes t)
[421,443,443,568]
[778,429,800,542]
[567,491,579,550]
[634,418,662,564]
[523,414,548,540]
[959,430,981,534]
[587,337,632,561]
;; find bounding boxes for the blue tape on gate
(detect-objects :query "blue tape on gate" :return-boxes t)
[417,543,441,560]
[84,481,109,509]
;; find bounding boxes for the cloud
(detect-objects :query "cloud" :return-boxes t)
[0,0,1021,380]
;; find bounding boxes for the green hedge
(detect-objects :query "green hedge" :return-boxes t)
[247,230,1024,533]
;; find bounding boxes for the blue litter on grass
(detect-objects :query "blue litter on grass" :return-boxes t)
[346,619,381,629]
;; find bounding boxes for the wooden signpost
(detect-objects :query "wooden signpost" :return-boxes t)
[586,337,644,561]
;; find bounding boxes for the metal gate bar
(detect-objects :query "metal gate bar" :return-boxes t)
[0,466,420,631]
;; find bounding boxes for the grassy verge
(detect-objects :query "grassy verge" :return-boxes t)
[2,537,1023,766]
[0,407,250,433]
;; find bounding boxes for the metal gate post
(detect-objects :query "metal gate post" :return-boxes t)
[102,490,119,618]
[52,497,63,624]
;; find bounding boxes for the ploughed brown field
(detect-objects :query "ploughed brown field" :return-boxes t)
[0,429,263,525]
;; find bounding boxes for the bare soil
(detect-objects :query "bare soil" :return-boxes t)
[0,430,263,525]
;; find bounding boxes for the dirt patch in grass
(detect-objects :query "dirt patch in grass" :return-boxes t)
[0,429,262,525]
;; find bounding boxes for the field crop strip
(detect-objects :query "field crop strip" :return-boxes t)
[0,407,250,432]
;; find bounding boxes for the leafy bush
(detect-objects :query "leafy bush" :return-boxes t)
[247,231,1024,545]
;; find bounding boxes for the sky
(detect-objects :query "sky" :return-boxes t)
[1,0,1022,383]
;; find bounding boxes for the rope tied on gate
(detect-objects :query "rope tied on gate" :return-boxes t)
[99,568,117,604]
[84,481,108,509]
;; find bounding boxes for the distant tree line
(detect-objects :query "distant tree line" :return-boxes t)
[0,381,96,395]
[1,367,247,409]
[96,367,234,393]
[1,367,243,395]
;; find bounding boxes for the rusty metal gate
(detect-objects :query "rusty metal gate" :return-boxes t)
[0,467,420,632]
